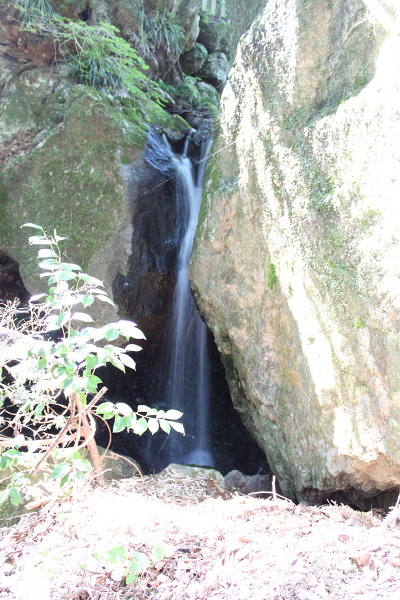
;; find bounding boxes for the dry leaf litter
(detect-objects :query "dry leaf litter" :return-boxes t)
[0,466,400,600]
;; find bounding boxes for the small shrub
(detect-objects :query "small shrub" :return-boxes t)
[15,11,163,107]
[0,224,184,508]
[145,10,184,61]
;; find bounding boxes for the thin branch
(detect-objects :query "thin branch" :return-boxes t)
[31,387,107,473]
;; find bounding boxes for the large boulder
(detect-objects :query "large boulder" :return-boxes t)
[191,0,400,504]
[0,55,190,330]
[196,81,220,106]
[180,42,208,75]
[197,15,230,57]
[197,51,229,89]
[175,0,202,52]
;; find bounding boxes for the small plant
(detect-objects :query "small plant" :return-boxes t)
[16,0,55,23]
[145,10,184,61]
[0,224,184,508]
[94,543,173,583]
[15,10,163,107]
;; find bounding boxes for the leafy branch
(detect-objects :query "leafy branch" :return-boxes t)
[0,224,184,509]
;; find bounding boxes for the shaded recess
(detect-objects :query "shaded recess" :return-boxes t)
[0,251,30,302]
[106,132,271,476]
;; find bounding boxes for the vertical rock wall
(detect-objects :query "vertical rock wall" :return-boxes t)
[191,0,400,502]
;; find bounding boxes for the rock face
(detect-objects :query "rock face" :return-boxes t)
[197,15,230,57]
[197,51,230,89]
[191,0,400,503]
[180,42,208,75]
[0,54,189,328]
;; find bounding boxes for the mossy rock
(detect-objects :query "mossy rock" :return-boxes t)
[180,42,208,75]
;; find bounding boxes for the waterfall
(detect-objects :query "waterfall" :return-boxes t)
[161,135,213,467]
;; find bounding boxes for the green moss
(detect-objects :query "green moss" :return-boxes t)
[0,87,148,289]
[267,260,278,290]
[353,317,366,329]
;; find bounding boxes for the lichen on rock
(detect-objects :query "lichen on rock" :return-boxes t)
[191,0,400,504]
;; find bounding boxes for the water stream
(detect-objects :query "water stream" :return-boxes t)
[161,135,214,467]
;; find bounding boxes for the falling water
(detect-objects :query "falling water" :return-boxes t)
[161,135,213,467]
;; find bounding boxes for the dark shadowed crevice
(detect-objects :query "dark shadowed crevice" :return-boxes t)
[0,252,30,303]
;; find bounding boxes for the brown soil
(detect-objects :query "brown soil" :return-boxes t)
[1,467,400,600]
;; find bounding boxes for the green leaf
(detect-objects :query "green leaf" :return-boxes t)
[56,312,71,328]
[137,405,157,416]
[37,357,47,370]
[163,409,183,420]
[105,328,120,341]
[23,222,42,229]
[53,233,66,242]
[60,262,82,271]
[125,343,142,352]
[39,259,59,270]
[110,320,145,340]
[85,355,100,371]
[60,473,71,487]
[29,238,53,245]
[105,546,127,564]
[147,418,159,434]
[74,458,92,472]
[96,295,116,306]
[152,547,166,562]
[96,401,116,415]
[129,552,149,574]
[169,421,185,434]
[35,402,45,415]
[115,403,133,416]
[135,417,148,435]
[119,353,136,371]
[79,273,104,286]
[126,573,138,584]
[157,410,165,418]
[10,487,21,506]
[51,463,71,479]
[159,420,171,434]
[110,356,125,372]
[0,489,10,505]
[113,415,127,433]
[48,272,77,283]
[82,294,95,308]
[71,312,94,323]
[37,249,57,258]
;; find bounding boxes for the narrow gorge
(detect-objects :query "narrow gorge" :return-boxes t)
[1,0,400,512]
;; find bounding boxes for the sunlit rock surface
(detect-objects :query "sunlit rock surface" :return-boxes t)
[191,0,400,502]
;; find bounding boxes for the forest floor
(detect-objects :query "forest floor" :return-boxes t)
[1,466,400,600]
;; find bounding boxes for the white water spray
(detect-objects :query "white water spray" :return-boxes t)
[162,135,213,467]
